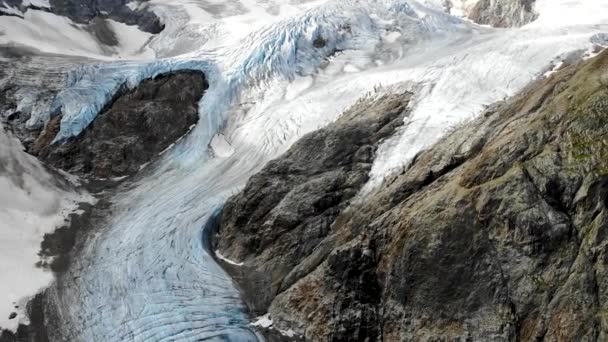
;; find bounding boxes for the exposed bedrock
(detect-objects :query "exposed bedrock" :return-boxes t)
[445,0,537,27]
[216,50,608,341]
[214,90,413,333]
[49,0,164,34]
[0,53,85,146]
[0,0,163,34]
[34,71,207,178]
[0,293,49,342]
[469,0,537,27]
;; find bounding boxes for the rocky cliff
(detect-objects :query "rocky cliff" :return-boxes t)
[468,0,537,28]
[33,71,207,178]
[0,70,208,342]
[0,0,163,34]
[445,0,537,27]
[215,50,608,341]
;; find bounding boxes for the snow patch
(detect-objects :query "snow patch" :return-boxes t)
[215,250,244,266]
[542,60,564,78]
[125,1,140,11]
[0,10,155,59]
[251,313,273,328]
[0,2,22,16]
[105,19,156,59]
[210,134,235,158]
[0,124,93,332]
[250,313,299,338]
[22,0,50,8]
[281,329,298,338]
[343,64,361,73]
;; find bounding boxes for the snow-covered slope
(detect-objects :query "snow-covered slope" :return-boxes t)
[0,8,155,59]
[0,124,90,332]
[1,0,607,340]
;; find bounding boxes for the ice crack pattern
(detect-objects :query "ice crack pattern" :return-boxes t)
[2,0,608,340]
[44,1,464,341]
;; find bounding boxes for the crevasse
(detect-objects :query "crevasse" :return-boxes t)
[42,0,608,339]
[46,1,464,341]
[48,0,458,144]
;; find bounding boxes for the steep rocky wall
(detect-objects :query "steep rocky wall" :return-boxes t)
[216,50,608,341]
[214,89,413,316]
[444,0,537,27]
[468,0,537,28]
[48,0,163,34]
[34,71,207,178]
[0,0,163,34]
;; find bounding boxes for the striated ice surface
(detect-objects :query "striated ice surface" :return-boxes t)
[46,1,469,341]
[50,0,464,142]
[3,0,608,340]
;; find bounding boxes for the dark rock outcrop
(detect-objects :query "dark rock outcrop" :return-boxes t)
[468,0,537,28]
[48,0,164,34]
[215,90,413,314]
[0,0,163,34]
[216,50,608,341]
[0,293,49,342]
[35,71,207,178]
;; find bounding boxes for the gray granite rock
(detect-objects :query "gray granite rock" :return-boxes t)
[215,50,608,341]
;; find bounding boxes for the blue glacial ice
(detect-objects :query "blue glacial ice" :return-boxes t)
[49,0,464,144]
[42,1,470,341]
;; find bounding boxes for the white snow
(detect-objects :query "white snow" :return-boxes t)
[0,124,92,332]
[214,249,244,266]
[3,0,608,339]
[125,1,140,11]
[210,134,235,158]
[251,313,273,328]
[447,0,480,17]
[542,60,564,78]
[22,0,50,8]
[0,2,22,16]
[363,0,608,190]
[250,313,298,337]
[105,19,156,59]
[0,10,155,59]
[280,328,298,337]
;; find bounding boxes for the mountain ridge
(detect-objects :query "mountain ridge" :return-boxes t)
[215,48,608,341]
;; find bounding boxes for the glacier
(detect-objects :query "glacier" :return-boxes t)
[49,0,465,143]
[1,0,608,340]
[44,2,472,340]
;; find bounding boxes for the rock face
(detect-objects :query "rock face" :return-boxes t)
[0,0,163,34]
[215,50,608,341]
[35,71,207,178]
[48,0,164,34]
[443,0,537,27]
[468,0,537,27]
[215,90,412,314]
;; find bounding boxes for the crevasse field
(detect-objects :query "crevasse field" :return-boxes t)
[1,0,608,339]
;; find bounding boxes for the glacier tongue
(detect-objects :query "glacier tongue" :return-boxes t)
[45,1,469,341]
[5,0,608,340]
